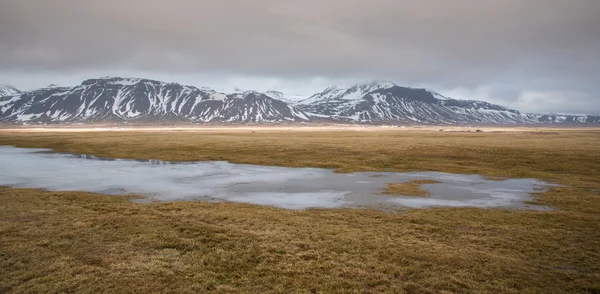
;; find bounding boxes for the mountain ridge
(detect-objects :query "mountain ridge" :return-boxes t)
[1,77,598,125]
[0,77,310,124]
[0,85,21,97]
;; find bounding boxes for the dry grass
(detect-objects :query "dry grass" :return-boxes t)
[383,180,442,197]
[1,129,600,293]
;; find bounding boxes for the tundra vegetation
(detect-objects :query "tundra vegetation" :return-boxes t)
[382,180,442,197]
[1,129,599,293]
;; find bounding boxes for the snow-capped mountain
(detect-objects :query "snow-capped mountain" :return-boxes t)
[296,81,535,124]
[1,78,598,125]
[297,81,396,115]
[0,85,21,97]
[0,77,310,123]
[535,114,600,124]
[264,90,306,104]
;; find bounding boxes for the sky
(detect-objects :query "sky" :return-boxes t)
[1,0,599,114]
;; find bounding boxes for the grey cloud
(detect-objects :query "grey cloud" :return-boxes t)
[0,0,599,113]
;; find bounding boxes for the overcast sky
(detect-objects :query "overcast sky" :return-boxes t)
[1,0,599,114]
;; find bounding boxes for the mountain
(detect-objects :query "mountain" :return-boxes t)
[264,90,306,104]
[1,78,598,125]
[297,81,396,115]
[296,81,534,124]
[0,77,310,123]
[0,85,21,97]
[535,114,600,124]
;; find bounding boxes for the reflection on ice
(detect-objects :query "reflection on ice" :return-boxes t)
[0,146,553,210]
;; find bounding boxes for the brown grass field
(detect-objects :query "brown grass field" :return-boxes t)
[1,128,599,293]
[383,180,442,197]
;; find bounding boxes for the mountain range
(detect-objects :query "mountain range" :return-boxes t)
[1,77,599,125]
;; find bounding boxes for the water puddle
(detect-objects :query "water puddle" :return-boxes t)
[0,146,554,210]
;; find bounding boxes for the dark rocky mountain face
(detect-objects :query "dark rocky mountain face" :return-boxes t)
[1,78,598,125]
[0,78,309,123]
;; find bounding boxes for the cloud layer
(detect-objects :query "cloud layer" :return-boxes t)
[1,0,599,113]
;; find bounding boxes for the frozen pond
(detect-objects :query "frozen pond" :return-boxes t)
[0,146,552,210]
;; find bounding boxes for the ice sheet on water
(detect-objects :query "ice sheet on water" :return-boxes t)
[0,146,553,210]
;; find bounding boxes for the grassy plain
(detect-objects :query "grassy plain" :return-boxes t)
[1,128,599,293]
[383,180,442,197]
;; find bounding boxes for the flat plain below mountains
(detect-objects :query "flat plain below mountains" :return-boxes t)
[0,127,599,293]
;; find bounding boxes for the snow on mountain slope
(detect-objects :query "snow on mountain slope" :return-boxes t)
[297,82,537,124]
[1,78,598,125]
[534,114,600,124]
[264,90,307,104]
[0,77,310,123]
[297,81,396,111]
[0,85,21,97]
